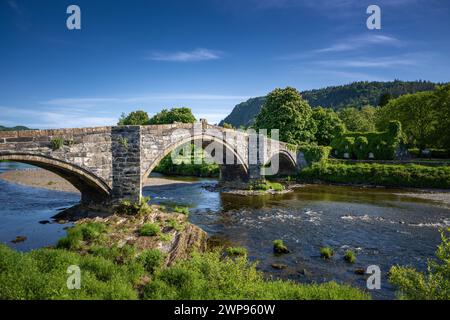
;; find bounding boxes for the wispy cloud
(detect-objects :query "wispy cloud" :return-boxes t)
[278,34,402,60]
[145,48,222,62]
[7,0,31,31]
[315,34,401,53]
[316,54,426,69]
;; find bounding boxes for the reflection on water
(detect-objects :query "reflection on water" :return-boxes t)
[1,163,450,299]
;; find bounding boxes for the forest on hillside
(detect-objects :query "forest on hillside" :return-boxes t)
[219,80,441,128]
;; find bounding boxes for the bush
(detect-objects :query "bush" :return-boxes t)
[116,197,151,216]
[320,247,334,259]
[300,162,450,189]
[298,143,331,164]
[138,249,166,274]
[273,240,290,254]
[167,218,185,232]
[225,247,248,257]
[173,206,189,216]
[344,250,356,264]
[57,222,108,250]
[143,250,369,300]
[51,138,65,151]
[389,228,450,300]
[330,121,403,160]
[139,223,161,237]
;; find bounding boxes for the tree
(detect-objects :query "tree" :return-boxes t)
[118,110,150,125]
[148,107,196,125]
[338,106,376,132]
[253,87,316,145]
[433,84,450,149]
[378,92,392,107]
[312,107,345,146]
[375,92,438,149]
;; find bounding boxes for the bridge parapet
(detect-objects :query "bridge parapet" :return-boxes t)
[0,123,300,205]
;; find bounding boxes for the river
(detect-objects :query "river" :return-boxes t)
[1,162,449,299]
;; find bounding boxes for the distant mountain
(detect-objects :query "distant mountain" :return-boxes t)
[0,125,31,131]
[219,80,441,128]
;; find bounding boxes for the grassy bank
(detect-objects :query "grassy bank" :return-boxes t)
[0,217,369,300]
[300,162,450,189]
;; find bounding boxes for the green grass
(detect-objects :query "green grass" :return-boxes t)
[344,250,356,264]
[320,247,334,259]
[250,180,285,192]
[0,244,141,299]
[167,218,185,232]
[57,222,108,250]
[300,161,450,189]
[116,197,152,216]
[143,250,369,300]
[0,243,369,300]
[173,206,189,216]
[225,246,248,257]
[273,240,289,254]
[139,223,161,237]
[138,249,166,274]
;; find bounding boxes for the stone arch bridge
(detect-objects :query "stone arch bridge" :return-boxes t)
[0,122,303,205]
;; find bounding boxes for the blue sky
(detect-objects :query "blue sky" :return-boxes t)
[1,0,449,128]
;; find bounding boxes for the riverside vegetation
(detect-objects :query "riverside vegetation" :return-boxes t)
[0,200,370,300]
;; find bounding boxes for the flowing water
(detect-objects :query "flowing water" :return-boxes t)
[1,162,450,299]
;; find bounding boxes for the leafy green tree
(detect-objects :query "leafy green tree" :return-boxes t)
[253,87,316,144]
[433,84,450,149]
[118,110,150,125]
[378,92,392,107]
[338,106,376,132]
[148,107,196,125]
[312,107,345,146]
[375,92,437,149]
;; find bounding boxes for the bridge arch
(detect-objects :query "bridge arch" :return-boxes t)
[141,134,249,182]
[0,153,111,204]
[264,150,298,176]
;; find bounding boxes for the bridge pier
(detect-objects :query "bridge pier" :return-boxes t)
[110,126,142,204]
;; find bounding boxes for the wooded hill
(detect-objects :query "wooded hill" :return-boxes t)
[219,80,441,128]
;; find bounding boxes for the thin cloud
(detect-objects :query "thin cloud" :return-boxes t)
[316,55,421,68]
[315,34,401,53]
[145,48,222,62]
[278,34,402,60]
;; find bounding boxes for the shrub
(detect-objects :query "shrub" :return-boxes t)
[139,223,161,237]
[298,143,331,164]
[225,247,248,257]
[330,121,403,160]
[320,247,334,259]
[173,206,189,216]
[89,245,137,264]
[273,240,290,254]
[167,218,185,232]
[300,162,450,189]
[138,249,166,274]
[116,196,151,216]
[389,228,450,300]
[51,138,65,151]
[344,250,356,264]
[143,250,369,300]
[57,222,108,250]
